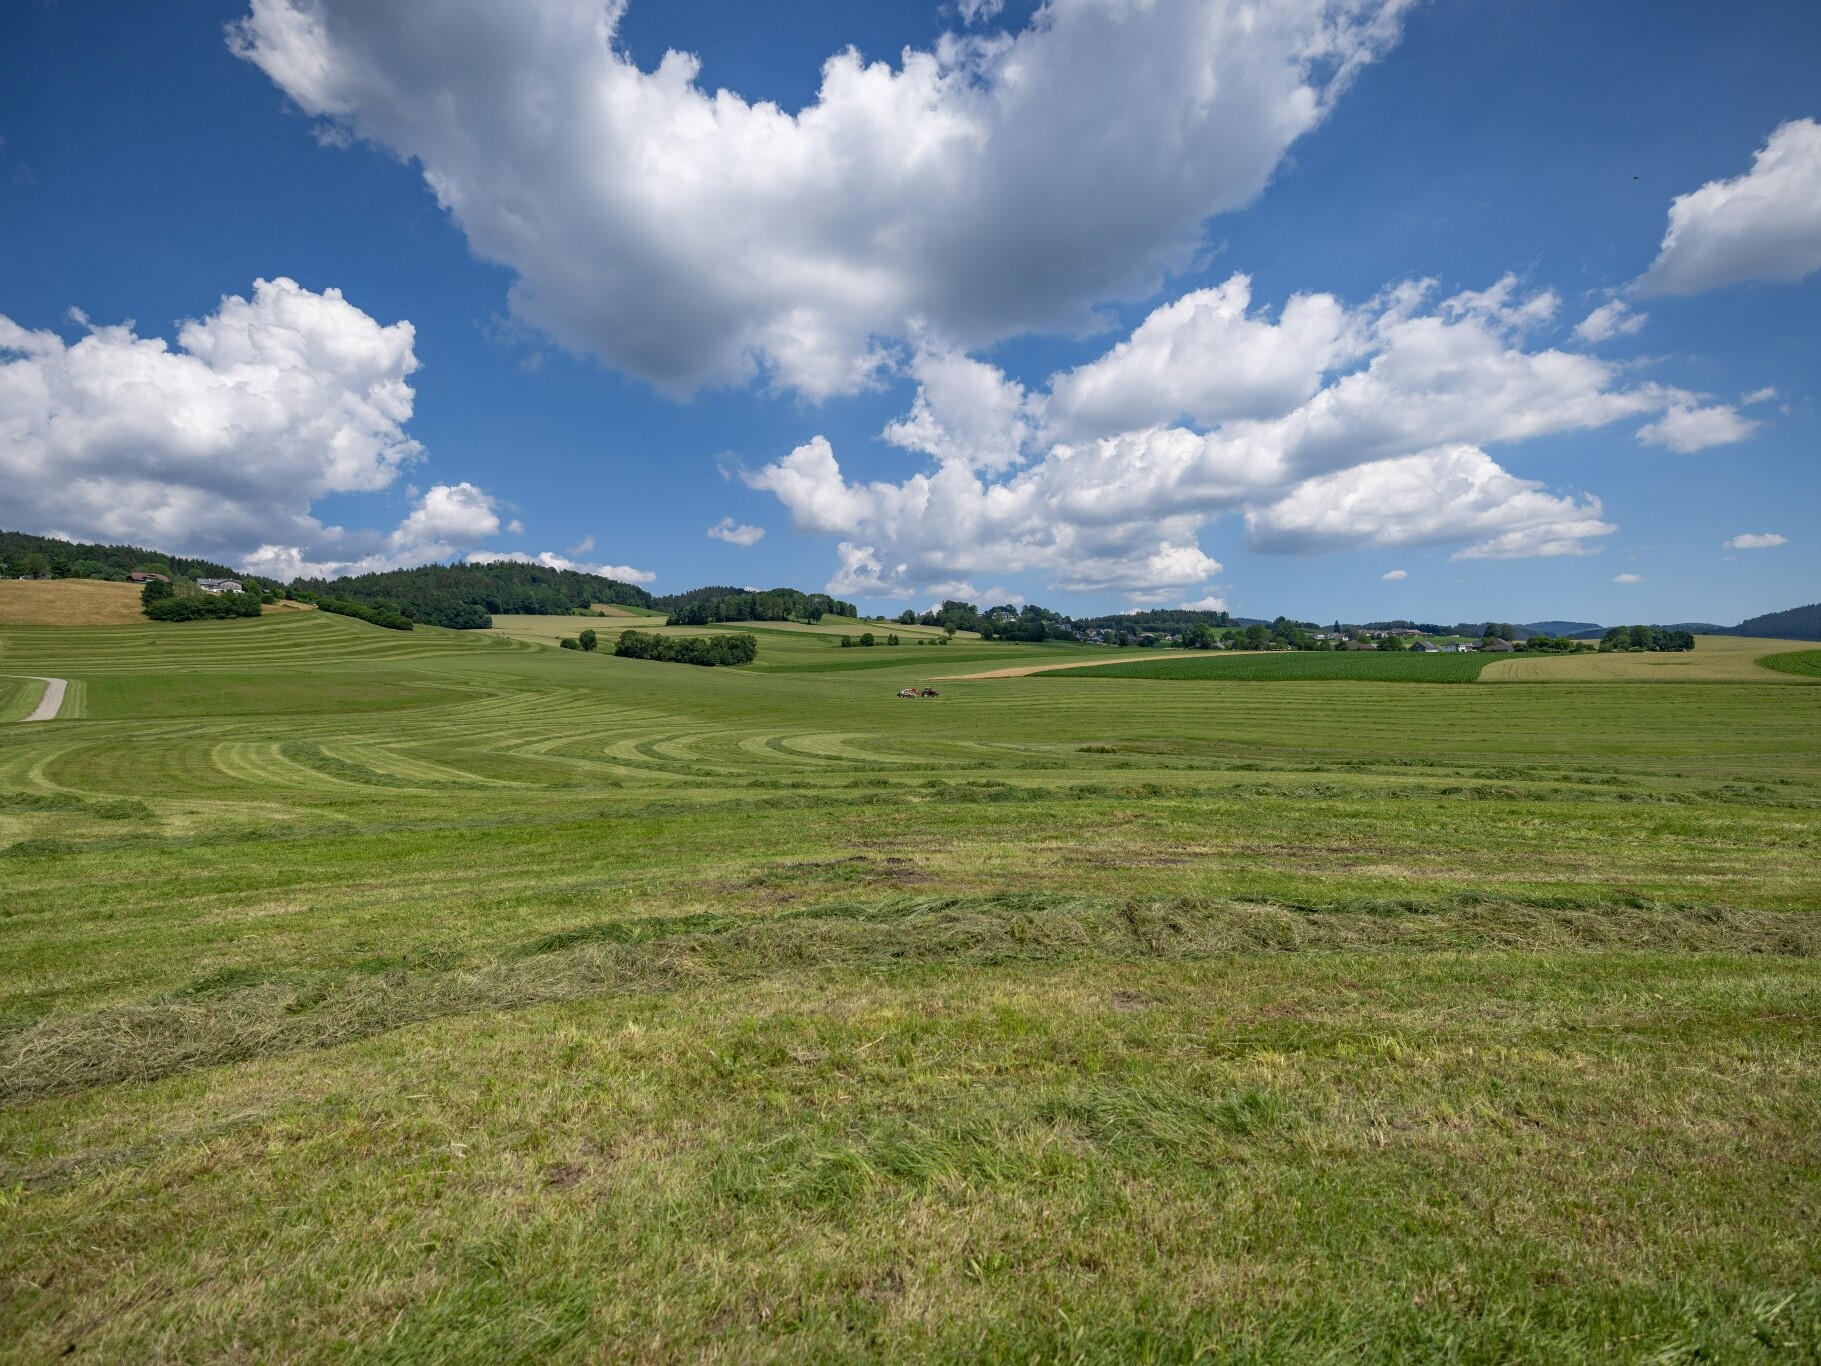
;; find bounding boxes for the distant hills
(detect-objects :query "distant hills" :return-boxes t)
[289,562,654,629]
[0,527,1813,638]
[1726,602,1821,641]
[1519,620,1601,637]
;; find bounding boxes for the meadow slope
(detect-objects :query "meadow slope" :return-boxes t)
[2,610,1818,1360]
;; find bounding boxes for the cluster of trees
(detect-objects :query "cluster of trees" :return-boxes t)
[1076,608,1236,635]
[558,628,601,651]
[1361,619,1448,635]
[890,600,1072,640]
[1521,634,1585,653]
[289,562,653,629]
[141,579,264,621]
[612,630,757,666]
[1600,625,1696,652]
[664,587,854,625]
[311,596,414,631]
[839,633,910,647]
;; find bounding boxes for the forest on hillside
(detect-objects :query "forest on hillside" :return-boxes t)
[663,587,857,624]
[1724,602,1821,641]
[0,530,244,586]
[289,562,654,629]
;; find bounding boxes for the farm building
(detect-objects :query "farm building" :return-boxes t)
[195,578,245,594]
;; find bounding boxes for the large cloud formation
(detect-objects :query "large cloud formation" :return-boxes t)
[0,278,646,581]
[231,0,1412,398]
[0,278,423,565]
[1638,117,1821,296]
[747,273,1753,599]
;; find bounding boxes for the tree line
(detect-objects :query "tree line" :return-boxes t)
[0,529,249,588]
[664,587,855,625]
[612,630,758,666]
[288,561,654,629]
[1600,626,1696,652]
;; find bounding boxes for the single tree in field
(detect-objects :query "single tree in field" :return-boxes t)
[578,628,598,652]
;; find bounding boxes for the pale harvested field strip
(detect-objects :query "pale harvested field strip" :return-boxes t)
[1481,635,1814,683]
[938,650,1209,679]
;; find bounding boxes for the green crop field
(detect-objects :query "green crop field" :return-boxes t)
[3,609,1820,1360]
[1759,648,1821,679]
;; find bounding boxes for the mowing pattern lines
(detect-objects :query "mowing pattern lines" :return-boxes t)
[2,608,1821,1360]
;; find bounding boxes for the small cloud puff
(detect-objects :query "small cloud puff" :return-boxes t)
[1381,569,1408,582]
[1724,532,1787,550]
[1636,403,1758,453]
[707,517,765,547]
[1613,573,1643,584]
[468,549,655,583]
[1573,300,1646,343]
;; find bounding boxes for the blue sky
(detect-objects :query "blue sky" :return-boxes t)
[1,0,1815,625]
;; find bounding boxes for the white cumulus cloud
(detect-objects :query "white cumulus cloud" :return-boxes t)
[1638,118,1821,295]
[0,277,432,573]
[1179,594,1231,612]
[1574,299,1646,343]
[1724,532,1787,550]
[1245,445,1615,561]
[467,549,655,583]
[393,480,501,547]
[231,0,1410,397]
[1636,402,1759,453]
[707,517,766,547]
[748,273,1699,597]
[1381,568,1407,581]
[1044,274,1358,440]
[1613,573,1643,584]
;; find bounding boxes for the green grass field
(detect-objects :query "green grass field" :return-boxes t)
[3,610,1819,1359]
[1040,649,1497,683]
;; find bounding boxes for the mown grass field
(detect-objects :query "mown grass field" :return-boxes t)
[3,610,1819,1360]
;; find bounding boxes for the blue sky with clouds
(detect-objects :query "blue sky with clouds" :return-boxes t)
[2,0,1815,624]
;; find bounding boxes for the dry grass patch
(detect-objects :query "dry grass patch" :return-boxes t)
[1482,635,1816,684]
[0,579,147,626]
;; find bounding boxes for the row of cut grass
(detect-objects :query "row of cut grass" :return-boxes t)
[3,607,1819,1358]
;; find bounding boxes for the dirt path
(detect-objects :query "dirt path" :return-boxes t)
[935,651,1206,680]
[12,676,69,722]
